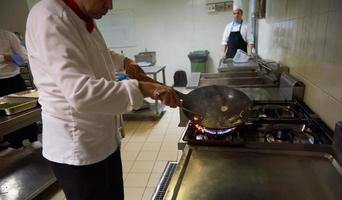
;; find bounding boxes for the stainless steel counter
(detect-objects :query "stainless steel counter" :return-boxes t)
[0,149,56,200]
[218,60,259,72]
[0,107,56,200]
[0,107,41,138]
[165,146,342,200]
[237,87,293,101]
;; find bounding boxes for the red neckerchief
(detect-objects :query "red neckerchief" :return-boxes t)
[62,0,94,33]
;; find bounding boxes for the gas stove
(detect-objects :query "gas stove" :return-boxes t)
[182,100,333,151]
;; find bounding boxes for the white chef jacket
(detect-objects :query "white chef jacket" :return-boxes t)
[221,21,254,45]
[26,0,144,165]
[0,29,28,79]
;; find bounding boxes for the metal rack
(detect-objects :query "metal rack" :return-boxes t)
[19,64,35,90]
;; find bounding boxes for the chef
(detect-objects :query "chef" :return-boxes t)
[25,0,180,199]
[0,29,40,149]
[221,8,254,58]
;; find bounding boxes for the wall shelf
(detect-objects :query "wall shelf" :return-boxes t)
[206,1,233,13]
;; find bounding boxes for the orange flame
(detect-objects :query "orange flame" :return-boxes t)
[194,124,205,133]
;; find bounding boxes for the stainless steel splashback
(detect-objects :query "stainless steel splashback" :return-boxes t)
[334,122,342,165]
[279,73,305,101]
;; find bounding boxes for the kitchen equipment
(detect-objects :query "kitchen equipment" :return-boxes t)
[333,122,342,165]
[176,85,252,129]
[178,106,202,120]
[154,99,337,200]
[8,89,39,98]
[134,51,156,66]
[164,147,342,200]
[180,100,334,150]
[0,96,38,115]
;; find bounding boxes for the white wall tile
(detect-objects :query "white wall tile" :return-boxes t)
[258,1,342,129]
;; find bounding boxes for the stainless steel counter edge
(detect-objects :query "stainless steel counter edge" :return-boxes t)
[0,107,41,138]
[164,145,192,200]
[177,126,188,151]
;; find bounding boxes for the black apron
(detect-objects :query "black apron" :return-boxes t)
[226,21,247,58]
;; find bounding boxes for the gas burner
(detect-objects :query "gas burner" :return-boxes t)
[265,128,294,143]
[293,132,315,145]
[189,123,241,142]
[204,127,237,135]
[192,123,236,136]
[182,101,333,147]
[255,105,298,119]
[262,124,315,144]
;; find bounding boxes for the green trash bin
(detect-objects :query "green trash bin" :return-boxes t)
[188,50,209,73]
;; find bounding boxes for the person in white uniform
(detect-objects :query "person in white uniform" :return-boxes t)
[0,29,40,149]
[25,0,180,199]
[0,29,28,96]
[221,8,254,58]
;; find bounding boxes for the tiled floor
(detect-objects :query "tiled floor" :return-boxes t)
[37,105,184,200]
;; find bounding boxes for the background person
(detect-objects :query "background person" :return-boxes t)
[0,28,40,149]
[221,8,254,59]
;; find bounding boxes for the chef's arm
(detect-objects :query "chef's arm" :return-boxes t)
[246,24,254,57]
[110,52,179,107]
[123,57,180,107]
[108,50,161,84]
[123,57,163,85]
[9,32,28,62]
[123,57,145,77]
[222,44,228,58]
[247,44,254,57]
[138,81,180,108]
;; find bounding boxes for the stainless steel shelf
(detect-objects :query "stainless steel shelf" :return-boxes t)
[0,149,56,200]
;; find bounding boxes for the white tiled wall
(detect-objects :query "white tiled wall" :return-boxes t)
[257,0,342,129]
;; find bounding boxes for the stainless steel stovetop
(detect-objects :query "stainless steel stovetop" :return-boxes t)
[180,100,333,152]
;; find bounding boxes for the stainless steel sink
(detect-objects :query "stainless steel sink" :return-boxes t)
[199,76,277,88]
[200,71,261,79]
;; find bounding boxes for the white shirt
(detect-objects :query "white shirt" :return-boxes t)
[0,29,28,79]
[221,21,254,45]
[26,0,144,165]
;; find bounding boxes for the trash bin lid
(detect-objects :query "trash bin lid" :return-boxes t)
[190,50,209,56]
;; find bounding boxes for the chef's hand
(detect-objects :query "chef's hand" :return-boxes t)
[138,81,181,108]
[4,54,13,62]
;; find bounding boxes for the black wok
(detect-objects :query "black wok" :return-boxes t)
[177,85,251,129]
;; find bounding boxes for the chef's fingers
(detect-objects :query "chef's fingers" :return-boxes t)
[139,81,180,107]
[152,87,180,108]
[4,54,13,62]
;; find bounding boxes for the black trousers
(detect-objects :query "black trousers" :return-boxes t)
[49,148,124,200]
[0,74,39,148]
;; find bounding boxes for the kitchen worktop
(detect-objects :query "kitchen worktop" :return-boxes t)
[0,102,56,200]
[164,146,342,200]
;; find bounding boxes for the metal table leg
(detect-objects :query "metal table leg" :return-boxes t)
[153,73,159,114]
